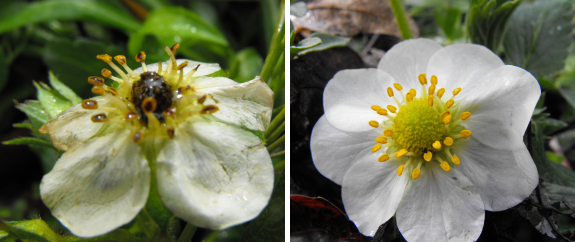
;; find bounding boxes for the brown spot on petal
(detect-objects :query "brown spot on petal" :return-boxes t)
[200,105,219,114]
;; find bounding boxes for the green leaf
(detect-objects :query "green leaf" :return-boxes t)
[290,37,321,57]
[33,81,72,119]
[559,87,575,111]
[538,118,567,135]
[467,0,522,52]
[3,137,55,149]
[434,7,463,40]
[128,7,231,65]
[0,0,141,34]
[546,152,565,164]
[15,100,50,125]
[228,48,263,83]
[0,219,57,242]
[531,120,575,187]
[49,71,83,105]
[202,224,249,242]
[296,33,351,56]
[239,172,285,242]
[503,0,574,78]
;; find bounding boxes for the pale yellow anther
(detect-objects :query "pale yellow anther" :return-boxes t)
[371,144,382,152]
[437,88,445,98]
[451,155,461,165]
[379,154,390,162]
[433,140,442,149]
[440,161,451,172]
[418,74,427,85]
[369,120,379,128]
[443,115,452,125]
[424,151,432,161]
[446,99,454,108]
[406,93,413,102]
[412,168,421,179]
[384,129,394,137]
[395,149,408,159]
[461,130,472,138]
[444,137,454,146]
[376,136,388,144]
[460,112,471,120]
[453,87,462,96]
[371,105,382,111]
[377,109,388,115]
[397,165,405,176]
[441,110,451,119]
[431,75,438,85]
[393,83,403,91]
[428,84,436,95]
[387,105,397,113]
[428,96,433,106]
[409,88,416,98]
[387,87,394,97]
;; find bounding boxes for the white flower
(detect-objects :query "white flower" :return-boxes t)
[310,38,540,241]
[39,45,274,237]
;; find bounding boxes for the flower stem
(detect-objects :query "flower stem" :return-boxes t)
[267,134,285,152]
[264,106,285,138]
[274,159,285,171]
[177,223,197,242]
[389,0,413,39]
[259,2,285,82]
[266,121,285,144]
[271,150,285,159]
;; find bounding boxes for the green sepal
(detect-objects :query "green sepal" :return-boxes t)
[15,100,50,125]
[3,137,56,149]
[33,81,72,119]
[49,71,83,105]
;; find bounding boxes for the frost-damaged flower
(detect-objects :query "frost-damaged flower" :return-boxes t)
[39,44,274,237]
[310,39,540,241]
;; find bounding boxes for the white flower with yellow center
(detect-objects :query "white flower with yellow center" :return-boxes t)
[310,39,540,241]
[38,44,274,237]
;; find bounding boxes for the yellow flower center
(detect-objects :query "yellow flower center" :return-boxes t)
[393,97,445,154]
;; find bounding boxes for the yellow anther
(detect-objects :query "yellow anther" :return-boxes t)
[451,155,461,165]
[384,129,393,137]
[428,96,433,106]
[440,161,450,172]
[393,83,403,91]
[376,136,388,144]
[378,154,390,162]
[424,151,432,161]
[406,93,413,102]
[412,168,421,179]
[418,74,427,85]
[377,109,388,115]
[387,87,394,97]
[371,105,382,111]
[460,112,471,120]
[387,105,397,113]
[453,87,462,96]
[96,54,112,63]
[428,84,436,95]
[431,75,438,85]
[441,110,451,119]
[432,140,441,149]
[437,88,445,98]
[409,88,416,98]
[371,144,382,152]
[461,130,472,138]
[443,115,452,125]
[397,165,405,176]
[369,120,379,128]
[444,137,454,146]
[446,99,454,108]
[395,149,408,159]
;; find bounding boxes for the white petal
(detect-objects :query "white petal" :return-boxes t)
[456,65,540,146]
[310,116,379,185]
[341,154,408,236]
[156,121,274,229]
[452,130,538,211]
[134,59,221,77]
[426,43,504,98]
[396,166,485,242]
[378,38,442,89]
[324,68,395,132]
[40,96,113,151]
[190,76,274,131]
[40,130,150,237]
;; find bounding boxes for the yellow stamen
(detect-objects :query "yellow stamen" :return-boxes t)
[409,88,416,98]
[379,154,389,162]
[432,140,441,149]
[431,75,438,85]
[441,110,451,119]
[428,84,436,95]
[437,88,445,98]
[446,99,454,108]
[428,96,433,106]
[418,74,427,85]
[444,137,454,146]
[397,165,405,176]
[395,149,408,159]
[460,112,471,120]
[384,129,393,137]
[440,161,450,172]
[393,83,403,91]
[369,120,379,128]
[376,136,388,144]
[424,151,432,161]
[377,109,388,115]
[451,155,461,165]
[372,144,382,152]
[453,87,462,96]
[461,130,472,138]
[406,93,413,102]
[387,87,394,97]
[387,105,397,113]
[412,168,421,179]
[371,105,382,111]
[443,115,452,125]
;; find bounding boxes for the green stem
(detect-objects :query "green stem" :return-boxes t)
[260,6,285,82]
[266,121,285,144]
[389,0,413,39]
[271,150,285,159]
[264,107,285,138]
[274,159,285,171]
[177,223,197,242]
[267,134,285,152]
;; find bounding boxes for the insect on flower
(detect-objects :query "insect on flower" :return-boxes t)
[39,43,275,237]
